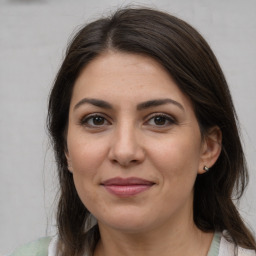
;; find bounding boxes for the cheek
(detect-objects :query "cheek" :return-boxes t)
[66,134,109,203]
[67,132,108,176]
[149,133,202,184]
[69,144,104,211]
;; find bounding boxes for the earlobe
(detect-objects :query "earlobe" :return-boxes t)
[198,126,222,174]
[65,151,73,173]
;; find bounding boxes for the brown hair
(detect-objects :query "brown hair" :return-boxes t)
[47,7,256,256]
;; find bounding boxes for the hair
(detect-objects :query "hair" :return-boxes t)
[47,7,256,256]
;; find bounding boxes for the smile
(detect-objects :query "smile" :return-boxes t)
[101,177,155,197]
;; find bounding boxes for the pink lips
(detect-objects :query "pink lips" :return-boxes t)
[101,177,155,197]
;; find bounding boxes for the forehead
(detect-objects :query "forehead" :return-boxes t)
[71,51,193,111]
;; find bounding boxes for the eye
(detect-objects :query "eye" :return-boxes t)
[146,114,176,127]
[80,114,110,128]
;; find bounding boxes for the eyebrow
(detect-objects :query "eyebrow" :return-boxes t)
[73,98,184,111]
[137,98,184,111]
[74,98,112,110]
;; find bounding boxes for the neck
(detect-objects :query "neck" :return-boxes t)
[94,219,213,256]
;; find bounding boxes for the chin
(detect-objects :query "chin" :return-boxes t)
[97,210,159,234]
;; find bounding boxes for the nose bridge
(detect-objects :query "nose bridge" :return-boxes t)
[117,120,137,149]
[109,118,144,166]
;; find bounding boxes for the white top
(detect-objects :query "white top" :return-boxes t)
[219,235,256,256]
[48,236,58,256]
[48,232,256,256]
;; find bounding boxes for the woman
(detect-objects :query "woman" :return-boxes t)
[10,7,256,256]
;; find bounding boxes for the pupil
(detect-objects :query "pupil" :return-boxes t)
[93,116,104,125]
[154,116,166,125]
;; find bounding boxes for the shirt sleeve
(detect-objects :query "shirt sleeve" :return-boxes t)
[7,237,51,256]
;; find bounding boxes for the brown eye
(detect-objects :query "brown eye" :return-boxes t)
[146,114,176,127]
[81,114,110,127]
[92,116,105,125]
[154,116,167,126]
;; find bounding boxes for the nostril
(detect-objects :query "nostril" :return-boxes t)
[110,158,139,167]
[108,137,145,166]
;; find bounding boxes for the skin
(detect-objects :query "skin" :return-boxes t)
[66,51,222,256]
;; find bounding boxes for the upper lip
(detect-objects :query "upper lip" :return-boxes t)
[101,177,155,186]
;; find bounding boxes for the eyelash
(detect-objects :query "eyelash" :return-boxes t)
[144,113,177,127]
[80,113,111,128]
[79,113,177,129]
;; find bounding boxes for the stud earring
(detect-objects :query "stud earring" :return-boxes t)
[203,166,210,172]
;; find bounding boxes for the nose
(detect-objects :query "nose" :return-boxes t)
[108,123,145,167]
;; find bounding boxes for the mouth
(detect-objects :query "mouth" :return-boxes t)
[101,177,155,197]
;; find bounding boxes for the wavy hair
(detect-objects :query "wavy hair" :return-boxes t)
[47,7,256,256]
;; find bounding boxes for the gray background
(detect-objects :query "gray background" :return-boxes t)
[0,0,255,254]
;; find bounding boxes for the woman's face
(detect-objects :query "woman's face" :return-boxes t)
[66,51,209,233]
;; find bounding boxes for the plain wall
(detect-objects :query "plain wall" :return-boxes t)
[0,0,255,254]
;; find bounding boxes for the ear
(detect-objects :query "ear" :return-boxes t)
[65,151,73,173]
[198,126,222,174]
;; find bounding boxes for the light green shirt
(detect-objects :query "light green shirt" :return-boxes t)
[9,232,255,256]
[208,232,221,256]
[8,237,51,256]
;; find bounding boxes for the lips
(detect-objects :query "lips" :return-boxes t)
[101,177,155,197]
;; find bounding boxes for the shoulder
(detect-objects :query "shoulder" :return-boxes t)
[219,233,256,256]
[8,237,52,256]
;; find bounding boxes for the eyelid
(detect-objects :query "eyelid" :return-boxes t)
[78,112,177,129]
[79,112,112,127]
[144,112,177,126]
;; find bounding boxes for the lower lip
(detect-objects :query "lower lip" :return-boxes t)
[103,184,152,197]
